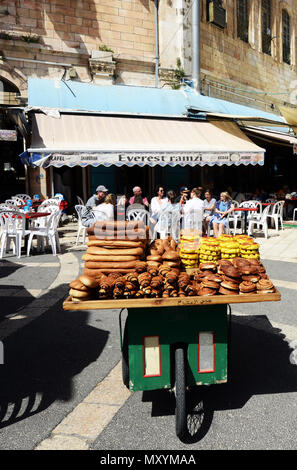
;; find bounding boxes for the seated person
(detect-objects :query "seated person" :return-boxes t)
[210,191,234,238]
[129,186,149,207]
[92,193,115,221]
[202,189,216,234]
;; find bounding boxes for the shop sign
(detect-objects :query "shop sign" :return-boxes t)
[0,129,17,141]
[43,151,265,167]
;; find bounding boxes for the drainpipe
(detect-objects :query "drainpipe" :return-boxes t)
[154,0,159,88]
[192,0,200,93]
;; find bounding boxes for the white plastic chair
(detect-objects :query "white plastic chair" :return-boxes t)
[77,195,84,206]
[14,194,31,201]
[5,199,19,207]
[227,201,240,235]
[153,209,181,241]
[266,201,284,232]
[75,205,90,245]
[293,208,297,221]
[26,211,61,256]
[265,198,275,203]
[126,209,149,225]
[39,198,60,208]
[0,210,30,258]
[247,205,270,239]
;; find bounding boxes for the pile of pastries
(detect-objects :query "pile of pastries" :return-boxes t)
[69,256,275,301]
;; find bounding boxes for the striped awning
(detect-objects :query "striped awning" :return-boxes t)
[27,112,265,168]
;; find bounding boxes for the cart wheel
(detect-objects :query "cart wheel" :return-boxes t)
[175,347,187,439]
[122,318,129,389]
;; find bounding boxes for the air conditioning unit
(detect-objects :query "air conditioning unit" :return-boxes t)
[208,1,226,29]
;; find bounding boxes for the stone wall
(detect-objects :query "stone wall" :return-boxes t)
[159,0,297,111]
[0,0,157,92]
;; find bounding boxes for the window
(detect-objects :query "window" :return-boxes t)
[262,0,271,55]
[237,0,249,43]
[282,10,290,64]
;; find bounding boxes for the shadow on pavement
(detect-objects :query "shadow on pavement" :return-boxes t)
[0,284,109,429]
[142,314,297,443]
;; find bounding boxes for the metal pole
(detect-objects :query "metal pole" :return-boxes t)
[192,0,200,93]
[154,0,159,88]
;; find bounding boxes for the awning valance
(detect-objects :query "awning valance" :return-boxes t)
[27,113,265,168]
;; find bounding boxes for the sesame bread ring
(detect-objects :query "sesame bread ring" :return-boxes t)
[221,280,239,291]
[219,286,239,295]
[239,281,256,293]
[201,279,220,289]
[256,279,274,291]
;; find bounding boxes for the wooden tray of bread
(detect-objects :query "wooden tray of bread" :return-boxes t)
[63,289,281,311]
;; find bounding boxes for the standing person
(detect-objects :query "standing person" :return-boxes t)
[211,191,234,238]
[93,193,115,221]
[175,186,190,206]
[85,185,108,209]
[129,186,149,207]
[150,185,167,224]
[203,189,216,235]
[183,187,204,232]
[154,190,180,239]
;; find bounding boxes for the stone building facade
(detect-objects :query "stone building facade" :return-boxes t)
[0,1,296,200]
[159,0,297,113]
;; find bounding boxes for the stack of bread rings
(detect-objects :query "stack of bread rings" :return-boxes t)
[179,230,200,268]
[199,238,220,263]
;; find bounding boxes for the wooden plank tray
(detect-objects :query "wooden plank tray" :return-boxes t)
[63,289,281,311]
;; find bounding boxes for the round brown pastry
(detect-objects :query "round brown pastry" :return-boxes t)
[201,279,220,290]
[201,272,222,283]
[222,274,241,284]
[232,257,250,268]
[219,286,238,295]
[217,259,232,267]
[239,281,256,293]
[256,279,274,292]
[248,258,261,266]
[241,274,260,283]
[70,279,89,291]
[221,265,241,279]
[221,280,239,291]
[239,264,258,275]
[198,287,214,296]
[199,262,217,271]
[79,274,99,288]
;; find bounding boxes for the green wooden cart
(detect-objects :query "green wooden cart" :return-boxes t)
[64,290,281,439]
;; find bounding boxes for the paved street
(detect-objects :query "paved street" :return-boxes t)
[0,223,296,450]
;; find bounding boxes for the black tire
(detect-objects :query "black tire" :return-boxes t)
[175,347,187,438]
[122,318,129,389]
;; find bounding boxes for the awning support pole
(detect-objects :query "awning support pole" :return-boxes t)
[192,0,200,93]
[154,0,159,88]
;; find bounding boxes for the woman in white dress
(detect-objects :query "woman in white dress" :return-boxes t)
[203,189,216,234]
[183,187,204,233]
[149,185,167,224]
